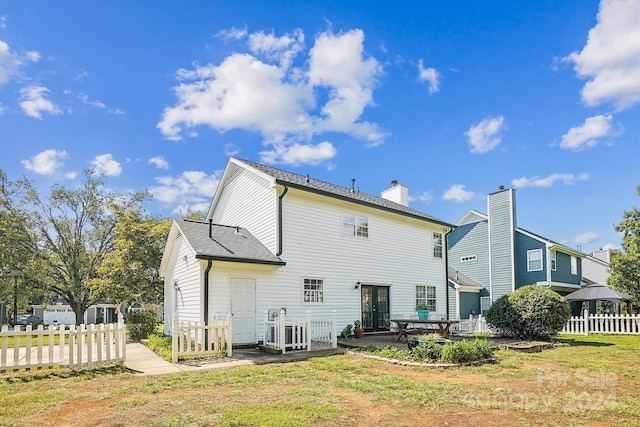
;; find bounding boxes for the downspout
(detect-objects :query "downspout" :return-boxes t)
[444,227,453,321]
[276,185,289,256]
[205,219,214,337]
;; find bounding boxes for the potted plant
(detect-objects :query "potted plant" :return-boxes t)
[416,304,430,320]
[353,320,364,338]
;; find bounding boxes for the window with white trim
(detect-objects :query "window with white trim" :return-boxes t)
[342,213,368,238]
[416,285,436,311]
[551,251,557,271]
[303,278,324,303]
[570,256,577,275]
[527,249,543,271]
[461,255,477,262]
[433,232,443,258]
[480,297,491,315]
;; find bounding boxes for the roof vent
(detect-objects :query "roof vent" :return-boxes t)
[305,174,310,184]
[391,180,398,186]
[351,178,356,193]
[499,185,505,191]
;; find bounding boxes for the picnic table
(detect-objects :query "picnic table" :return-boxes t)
[391,318,460,341]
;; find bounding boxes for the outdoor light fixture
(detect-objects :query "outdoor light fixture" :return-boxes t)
[173,280,180,291]
[355,281,360,289]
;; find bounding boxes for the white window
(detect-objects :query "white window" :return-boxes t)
[551,251,557,271]
[433,232,443,258]
[303,278,324,303]
[461,255,477,262]
[480,297,491,315]
[571,256,577,275]
[527,249,543,271]
[342,213,368,238]
[416,285,436,311]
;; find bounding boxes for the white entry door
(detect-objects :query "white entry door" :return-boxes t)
[230,278,256,344]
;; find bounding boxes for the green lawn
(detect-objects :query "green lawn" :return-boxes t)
[0,334,638,426]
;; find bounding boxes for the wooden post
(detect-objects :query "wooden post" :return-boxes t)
[583,308,589,335]
[331,310,337,349]
[172,312,178,363]
[279,309,286,355]
[226,313,233,357]
[118,312,126,364]
[306,310,312,352]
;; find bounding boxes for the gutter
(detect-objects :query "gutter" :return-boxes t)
[276,185,288,256]
[444,227,453,320]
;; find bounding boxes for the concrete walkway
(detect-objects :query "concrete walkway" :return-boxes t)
[125,342,345,376]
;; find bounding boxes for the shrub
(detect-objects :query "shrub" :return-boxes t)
[125,309,158,341]
[486,285,570,340]
[146,334,173,361]
[411,341,442,362]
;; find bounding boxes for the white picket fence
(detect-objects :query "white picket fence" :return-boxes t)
[263,310,337,354]
[171,313,232,363]
[457,314,492,335]
[562,309,640,335]
[0,314,126,372]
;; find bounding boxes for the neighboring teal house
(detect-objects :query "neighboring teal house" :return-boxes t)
[447,186,585,319]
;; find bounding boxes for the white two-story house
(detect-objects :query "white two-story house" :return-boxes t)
[160,157,453,345]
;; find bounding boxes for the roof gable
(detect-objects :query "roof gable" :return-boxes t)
[234,158,453,228]
[516,227,585,258]
[456,210,488,226]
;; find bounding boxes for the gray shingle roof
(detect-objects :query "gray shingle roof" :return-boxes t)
[176,219,285,266]
[448,266,483,289]
[237,158,453,227]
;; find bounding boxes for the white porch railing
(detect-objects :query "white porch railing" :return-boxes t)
[562,309,640,335]
[0,314,126,372]
[171,313,232,363]
[263,310,337,354]
[457,314,492,335]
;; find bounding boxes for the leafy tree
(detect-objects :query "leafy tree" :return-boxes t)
[0,170,151,324]
[608,186,640,311]
[486,286,570,340]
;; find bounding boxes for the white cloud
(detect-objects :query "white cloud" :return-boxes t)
[465,116,506,154]
[78,92,106,109]
[0,16,6,29]
[148,156,169,169]
[409,191,434,204]
[249,28,304,69]
[65,171,77,180]
[260,141,337,166]
[560,114,616,150]
[564,0,640,110]
[214,26,248,42]
[91,153,122,177]
[26,51,40,62]
[601,242,618,250]
[224,143,239,157]
[158,28,384,165]
[417,59,440,94]
[21,149,67,175]
[19,86,62,119]
[149,171,221,213]
[0,40,21,85]
[512,172,589,188]
[442,184,475,202]
[573,231,599,244]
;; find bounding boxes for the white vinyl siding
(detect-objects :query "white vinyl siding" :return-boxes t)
[416,285,436,311]
[303,278,324,303]
[527,249,543,271]
[433,232,443,258]
[571,256,577,275]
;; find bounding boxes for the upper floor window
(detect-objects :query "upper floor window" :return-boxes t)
[551,251,557,271]
[342,213,368,238]
[416,285,436,311]
[433,232,443,258]
[571,256,577,275]
[461,255,477,263]
[527,249,543,271]
[303,278,324,303]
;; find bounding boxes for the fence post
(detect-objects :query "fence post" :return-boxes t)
[172,312,178,363]
[583,308,589,335]
[306,310,312,352]
[118,312,126,363]
[263,310,269,346]
[279,309,286,355]
[331,310,337,349]
[226,313,233,357]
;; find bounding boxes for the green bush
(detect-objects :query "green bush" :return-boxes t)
[367,339,493,364]
[486,285,570,340]
[411,341,442,362]
[146,334,173,361]
[125,309,158,341]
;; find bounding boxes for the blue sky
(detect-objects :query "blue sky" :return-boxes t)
[1,0,638,254]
